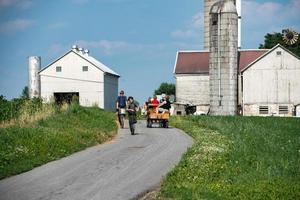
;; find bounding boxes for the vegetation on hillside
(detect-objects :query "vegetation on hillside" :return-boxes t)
[0,100,117,179]
[0,96,43,123]
[158,116,300,200]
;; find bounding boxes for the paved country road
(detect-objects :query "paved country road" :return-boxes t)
[0,121,193,200]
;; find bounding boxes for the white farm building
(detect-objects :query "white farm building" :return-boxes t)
[29,46,120,111]
[172,0,300,117]
[173,44,300,117]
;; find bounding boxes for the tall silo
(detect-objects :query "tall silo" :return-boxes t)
[204,0,219,50]
[204,0,241,49]
[209,0,238,115]
[28,56,41,98]
[236,0,241,48]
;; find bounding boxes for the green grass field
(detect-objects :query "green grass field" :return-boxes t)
[0,104,117,180]
[158,116,300,200]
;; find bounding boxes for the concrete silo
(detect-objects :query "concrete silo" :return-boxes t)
[204,0,241,49]
[28,56,41,98]
[204,0,219,50]
[209,0,238,115]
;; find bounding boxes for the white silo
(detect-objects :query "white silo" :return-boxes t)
[209,0,238,115]
[204,0,219,50]
[204,0,241,49]
[236,0,242,48]
[28,56,41,98]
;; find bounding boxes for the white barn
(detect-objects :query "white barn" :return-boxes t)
[241,44,300,116]
[39,47,119,111]
[173,44,300,117]
[173,51,210,115]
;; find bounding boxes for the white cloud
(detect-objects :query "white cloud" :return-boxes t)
[0,0,33,9]
[283,0,300,19]
[171,29,199,39]
[243,1,281,25]
[171,42,202,50]
[47,22,67,30]
[191,12,204,29]
[242,0,300,48]
[0,19,35,33]
[48,44,65,56]
[70,40,186,56]
[171,12,203,39]
[243,1,300,29]
[75,40,130,55]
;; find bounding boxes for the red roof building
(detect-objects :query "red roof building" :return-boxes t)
[174,49,268,74]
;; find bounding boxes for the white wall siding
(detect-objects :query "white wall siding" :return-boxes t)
[40,75,104,107]
[104,74,118,111]
[40,51,105,108]
[243,104,294,117]
[176,74,210,105]
[40,52,103,82]
[242,46,300,116]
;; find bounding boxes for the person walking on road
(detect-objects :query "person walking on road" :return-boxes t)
[127,96,139,135]
[116,90,127,128]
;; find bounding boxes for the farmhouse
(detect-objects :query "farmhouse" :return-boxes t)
[38,46,119,111]
[174,44,300,117]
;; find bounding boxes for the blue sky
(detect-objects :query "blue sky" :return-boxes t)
[0,0,299,103]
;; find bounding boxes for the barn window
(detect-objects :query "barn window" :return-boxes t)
[276,51,282,56]
[279,106,289,114]
[56,66,62,72]
[259,106,269,115]
[82,66,88,72]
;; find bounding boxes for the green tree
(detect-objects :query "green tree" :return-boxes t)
[259,30,300,57]
[154,82,175,96]
[21,86,29,99]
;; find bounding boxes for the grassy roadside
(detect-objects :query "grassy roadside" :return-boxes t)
[0,104,117,180]
[158,116,300,200]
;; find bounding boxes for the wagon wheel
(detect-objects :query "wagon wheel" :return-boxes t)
[165,121,169,128]
[159,121,163,128]
[160,120,166,128]
[148,120,152,128]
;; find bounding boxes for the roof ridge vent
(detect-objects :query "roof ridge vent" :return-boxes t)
[78,47,84,54]
[72,45,78,51]
[84,49,90,55]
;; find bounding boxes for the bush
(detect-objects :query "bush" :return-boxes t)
[0,96,43,123]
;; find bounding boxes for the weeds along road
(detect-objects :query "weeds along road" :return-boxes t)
[0,120,193,200]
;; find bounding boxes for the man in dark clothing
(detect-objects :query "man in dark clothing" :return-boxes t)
[127,96,138,135]
[116,90,127,128]
[157,95,171,113]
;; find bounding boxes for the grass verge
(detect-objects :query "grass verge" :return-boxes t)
[0,104,117,179]
[158,116,300,200]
